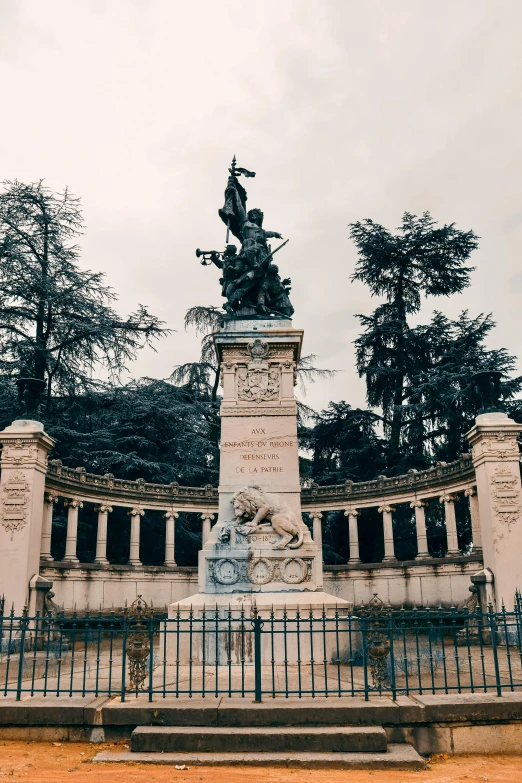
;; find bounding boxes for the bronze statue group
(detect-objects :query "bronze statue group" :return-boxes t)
[197,159,294,319]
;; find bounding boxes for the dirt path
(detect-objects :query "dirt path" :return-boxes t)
[0,741,521,782]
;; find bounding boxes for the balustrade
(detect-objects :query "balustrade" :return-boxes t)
[38,464,482,570]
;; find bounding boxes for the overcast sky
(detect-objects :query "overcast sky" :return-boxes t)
[1,0,521,413]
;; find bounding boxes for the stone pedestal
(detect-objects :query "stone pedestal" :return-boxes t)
[466,412,522,610]
[169,591,354,666]
[0,420,54,615]
[169,319,348,661]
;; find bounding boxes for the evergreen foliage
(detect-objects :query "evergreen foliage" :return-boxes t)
[301,402,385,484]
[349,211,521,472]
[0,180,167,412]
[350,212,478,460]
[46,379,219,485]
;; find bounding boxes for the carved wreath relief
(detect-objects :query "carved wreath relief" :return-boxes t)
[237,339,280,404]
[209,556,312,586]
[0,471,29,539]
[491,466,522,529]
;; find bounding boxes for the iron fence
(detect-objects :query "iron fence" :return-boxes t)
[1,595,522,701]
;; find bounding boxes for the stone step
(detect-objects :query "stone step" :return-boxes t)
[130,725,387,753]
[95,744,426,769]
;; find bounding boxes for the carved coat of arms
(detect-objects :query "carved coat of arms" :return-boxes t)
[237,339,280,404]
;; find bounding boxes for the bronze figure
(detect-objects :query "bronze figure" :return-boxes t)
[196,157,294,319]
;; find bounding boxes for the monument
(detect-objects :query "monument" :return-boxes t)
[168,159,349,661]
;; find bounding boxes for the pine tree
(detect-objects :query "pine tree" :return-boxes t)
[0,180,167,414]
[44,378,220,486]
[402,311,522,464]
[350,211,479,462]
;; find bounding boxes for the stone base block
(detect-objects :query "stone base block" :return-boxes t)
[167,591,354,666]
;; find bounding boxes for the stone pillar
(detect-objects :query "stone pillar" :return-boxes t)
[94,504,112,565]
[41,493,58,562]
[471,568,495,614]
[466,411,522,609]
[464,485,482,554]
[440,494,459,555]
[177,320,321,602]
[410,499,430,559]
[201,512,215,547]
[128,508,144,566]
[28,574,54,617]
[344,508,361,564]
[309,512,323,548]
[0,420,55,614]
[63,499,83,564]
[379,504,396,561]
[165,510,179,566]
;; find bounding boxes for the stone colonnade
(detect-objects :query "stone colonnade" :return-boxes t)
[2,408,522,612]
[41,489,479,568]
[40,498,217,568]
[40,490,479,569]
[308,485,480,562]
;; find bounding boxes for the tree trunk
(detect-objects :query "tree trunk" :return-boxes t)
[389,280,407,460]
[34,218,48,383]
[211,366,220,403]
[389,381,404,457]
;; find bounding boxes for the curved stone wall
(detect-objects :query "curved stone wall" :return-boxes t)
[39,453,482,611]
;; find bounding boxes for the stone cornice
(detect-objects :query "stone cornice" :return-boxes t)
[301,455,475,506]
[46,461,218,509]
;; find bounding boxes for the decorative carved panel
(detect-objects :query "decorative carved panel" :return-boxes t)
[491,466,522,529]
[0,471,29,539]
[208,556,313,586]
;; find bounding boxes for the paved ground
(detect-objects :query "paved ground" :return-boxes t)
[0,741,521,782]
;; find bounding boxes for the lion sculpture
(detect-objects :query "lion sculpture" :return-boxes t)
[231,486,303,550]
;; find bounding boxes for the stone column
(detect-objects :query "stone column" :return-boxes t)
[379,504,396,562]
[201,512,215,547]
[309,512,323,548]
[165,510,179,566]
[440,494,459,555]
[410,499,430,559]
[128,508,144,566]
[466,411,522,610]
[63,499,83,564]
[344,508,361,564]
[41,493,58,562]
[0,420,55,614]
[464,485,482,554]
[94,504,112,566]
